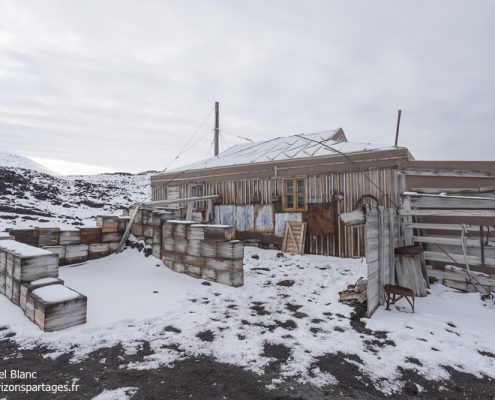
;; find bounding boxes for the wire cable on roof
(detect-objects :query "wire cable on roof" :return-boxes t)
[294,134,399,208]
[221,131,254,143]
[162,106,215,172]
[205,137,215,158]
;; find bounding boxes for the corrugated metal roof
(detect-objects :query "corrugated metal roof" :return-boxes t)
[171,129,395,172]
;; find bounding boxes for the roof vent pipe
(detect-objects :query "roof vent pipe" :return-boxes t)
[394,109,402,147]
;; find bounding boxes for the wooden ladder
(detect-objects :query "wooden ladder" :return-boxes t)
[282,221,307,255]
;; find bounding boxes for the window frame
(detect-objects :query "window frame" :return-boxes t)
[282,176,308,212]
[190,184,205,210]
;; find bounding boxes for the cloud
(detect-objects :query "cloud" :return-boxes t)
[0,0,494,174]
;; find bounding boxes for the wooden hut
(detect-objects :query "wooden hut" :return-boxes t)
[150,129,413,257]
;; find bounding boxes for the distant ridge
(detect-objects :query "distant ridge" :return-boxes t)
[0,152,55,175]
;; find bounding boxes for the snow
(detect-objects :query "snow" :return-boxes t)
[0,239,53,257]
[58,248,214,327]
[170,130,396,172]
[0,152,54,175]
[91,387,138,400]
[30,277,60,285]
[191,224,232,228]
[365,285,495,382]
[0,247,494,394]
[32,285,80,303]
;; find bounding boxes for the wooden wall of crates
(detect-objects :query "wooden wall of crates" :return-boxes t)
[151,167,400,258]
[6,215,130,265]
[162,221,244,287]
[125,208,245,287]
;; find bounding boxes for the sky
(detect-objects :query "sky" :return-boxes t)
[0,0,494,175]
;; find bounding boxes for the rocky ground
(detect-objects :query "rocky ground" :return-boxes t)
[1,248,494,400]
[1,323,494,400]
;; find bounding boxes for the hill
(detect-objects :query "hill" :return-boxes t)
[0,154,152,229]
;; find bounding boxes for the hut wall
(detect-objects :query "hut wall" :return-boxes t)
[151,167,400,257]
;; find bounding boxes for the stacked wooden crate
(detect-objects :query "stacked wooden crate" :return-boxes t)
[152,211,174,258]
[130,207,178,246]
[0,239,87,331]
[6,215,129,266]
[0,240,58,306]
[162,221,244,287]
[29,284,87,332]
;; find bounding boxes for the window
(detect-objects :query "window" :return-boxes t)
[190,184,204,210]
[283,177,307,211]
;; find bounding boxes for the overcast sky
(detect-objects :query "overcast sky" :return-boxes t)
[0,0,494,175]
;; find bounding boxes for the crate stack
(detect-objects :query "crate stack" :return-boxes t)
[7,215,129,266]
[162,221,244,287]
[0,239,87,332]
[128,207,176,249]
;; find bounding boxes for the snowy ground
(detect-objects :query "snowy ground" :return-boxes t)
[1,246,494,396]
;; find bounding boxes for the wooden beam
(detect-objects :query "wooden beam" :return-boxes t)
[405,193,495,209]
[399,209,495,217]
[410,187,495,195]
[143,195,219,207]
[404,223,481,232]
[413,235,482,247]
[423,250,495,268]
[400,168,495,178]
[115,206,140,253]
[427,267,495,285]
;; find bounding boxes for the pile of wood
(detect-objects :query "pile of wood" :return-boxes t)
[394,245,428,297]
[0,240,87,331]
[162,221,244,287]
[339,277,367,304]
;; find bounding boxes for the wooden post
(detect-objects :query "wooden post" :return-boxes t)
[378,206,385,303]
[206,199,213,222]
[186,202,193,221]
[214,101,219,156]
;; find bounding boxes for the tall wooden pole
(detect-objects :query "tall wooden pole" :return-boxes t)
[214,101,220,156]
[394,109,402,147]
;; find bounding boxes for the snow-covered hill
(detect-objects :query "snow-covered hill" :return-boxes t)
[0,152,55,175]
[0,154,155,229]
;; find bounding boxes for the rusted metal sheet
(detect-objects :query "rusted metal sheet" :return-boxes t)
[304,203,335,236]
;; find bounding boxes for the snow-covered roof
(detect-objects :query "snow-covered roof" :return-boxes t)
[171,129,396,172]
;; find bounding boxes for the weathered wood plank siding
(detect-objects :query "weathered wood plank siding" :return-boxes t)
[151,167,400,257]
